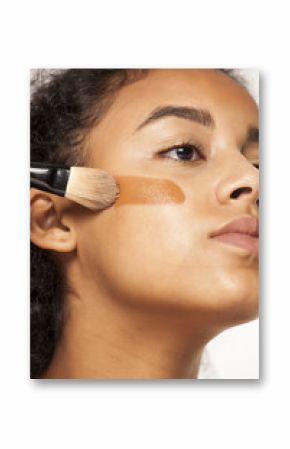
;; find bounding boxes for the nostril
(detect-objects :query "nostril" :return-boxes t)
[230,187,252,199]
[256,199,259,207]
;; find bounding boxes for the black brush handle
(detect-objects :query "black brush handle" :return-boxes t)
[30,162,70,196]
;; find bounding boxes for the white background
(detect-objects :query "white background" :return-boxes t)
[0,1,289,448]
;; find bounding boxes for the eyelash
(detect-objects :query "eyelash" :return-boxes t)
[158,141,204,164]
[158,140,260,169]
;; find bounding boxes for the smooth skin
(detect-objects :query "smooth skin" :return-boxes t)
[30,69,259,379]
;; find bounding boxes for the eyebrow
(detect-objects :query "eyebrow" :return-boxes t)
[133,105,215,133]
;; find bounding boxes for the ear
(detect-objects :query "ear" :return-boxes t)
[30,189,77,252]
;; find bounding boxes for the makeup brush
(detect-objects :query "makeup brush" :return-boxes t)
[30,162,119,211]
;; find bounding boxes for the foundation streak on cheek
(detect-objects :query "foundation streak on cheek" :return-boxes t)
[113,176,185,206]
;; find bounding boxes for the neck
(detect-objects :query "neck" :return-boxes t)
[44,289,218,380]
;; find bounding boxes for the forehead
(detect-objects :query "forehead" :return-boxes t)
[96,69,258,137]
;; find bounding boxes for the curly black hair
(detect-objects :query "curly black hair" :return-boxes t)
[30,68,245,378]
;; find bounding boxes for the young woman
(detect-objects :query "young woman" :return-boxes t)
[30,69,259,379]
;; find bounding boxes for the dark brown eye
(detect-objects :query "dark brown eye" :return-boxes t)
[175,146,197,161]
[161,144,203,162]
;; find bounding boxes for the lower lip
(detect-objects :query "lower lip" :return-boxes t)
[210,232,259,256]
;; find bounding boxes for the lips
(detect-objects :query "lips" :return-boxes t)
[209,216,259,256]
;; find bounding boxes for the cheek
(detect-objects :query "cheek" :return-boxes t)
[78,202,196,301]
[90,176,194,293]
[114,175,185,206]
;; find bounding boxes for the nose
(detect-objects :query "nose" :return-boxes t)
[215,160,259,209]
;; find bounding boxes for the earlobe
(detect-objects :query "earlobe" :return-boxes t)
[30,190,77,253]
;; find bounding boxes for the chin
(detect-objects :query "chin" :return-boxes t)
[175,273,259,328]
[206,266,259,322]
[218,296,259,327]
[206,282,259,327]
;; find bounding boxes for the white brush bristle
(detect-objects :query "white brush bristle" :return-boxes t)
[66,167,119,211]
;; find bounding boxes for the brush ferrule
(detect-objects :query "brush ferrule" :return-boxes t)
[30,163,70,196]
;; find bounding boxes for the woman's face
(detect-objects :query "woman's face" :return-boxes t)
[74,69,259,326]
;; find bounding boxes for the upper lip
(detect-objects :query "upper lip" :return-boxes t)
[210,216,259,238]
